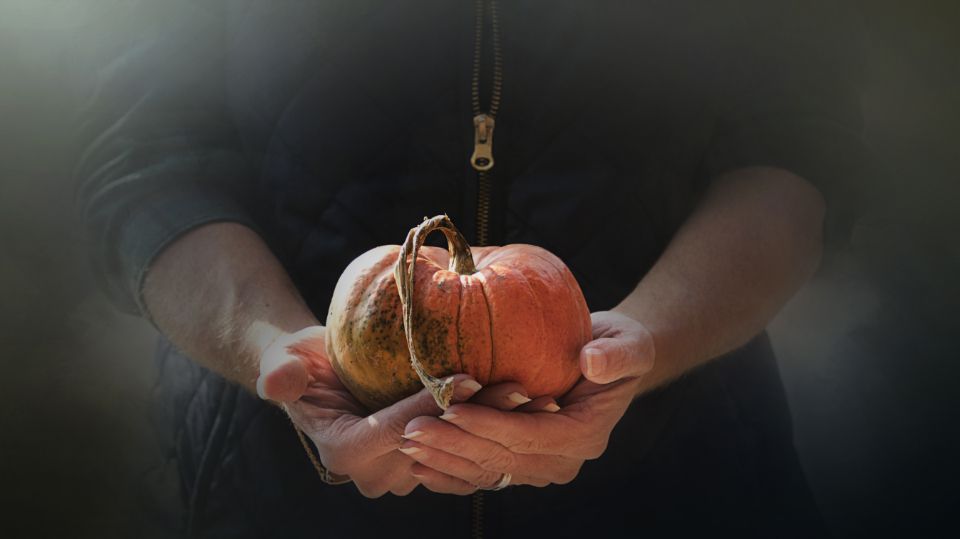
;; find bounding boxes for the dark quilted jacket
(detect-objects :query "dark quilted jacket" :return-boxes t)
[76,1,864,537]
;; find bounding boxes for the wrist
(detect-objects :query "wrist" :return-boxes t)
[246,320,288,358]
[611,293,693,395]
[245,319,325,361]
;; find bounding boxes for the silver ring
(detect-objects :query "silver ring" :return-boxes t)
[480,472,512,491]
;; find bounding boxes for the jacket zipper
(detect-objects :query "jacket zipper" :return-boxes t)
[469,1,502,537]
[470,0,502,248]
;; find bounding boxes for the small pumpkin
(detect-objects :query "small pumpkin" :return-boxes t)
[326,215,591,411]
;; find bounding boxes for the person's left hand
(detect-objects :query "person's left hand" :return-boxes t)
[399,310,656,494]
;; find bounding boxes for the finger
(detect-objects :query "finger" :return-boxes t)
[580,330,655,385]
[404,417,581,485]
[468,382,531,410]
[399,442,505,489]
[364,374,482,455]
[449,377,484,405]
[516,396,561,414]
[350,454,419,498]
[409,463,478,495]
[310,376,482,470]
[430,403,604,459]
[389,475,421,496]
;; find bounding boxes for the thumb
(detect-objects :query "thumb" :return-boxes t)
[580,332,655,385]
[257,351,310,402]
[256,326,324,402]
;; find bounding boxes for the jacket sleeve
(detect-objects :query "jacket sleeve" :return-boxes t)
[702,0,870,245]
[74,1,255,316]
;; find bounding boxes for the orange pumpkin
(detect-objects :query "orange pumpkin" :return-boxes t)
[326,215,591,411]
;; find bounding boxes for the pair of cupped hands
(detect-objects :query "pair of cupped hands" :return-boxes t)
[257,311,655,497]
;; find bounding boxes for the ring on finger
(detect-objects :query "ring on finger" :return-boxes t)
[478,472,512,491]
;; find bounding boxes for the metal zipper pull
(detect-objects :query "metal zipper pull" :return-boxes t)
[471,113,496,171]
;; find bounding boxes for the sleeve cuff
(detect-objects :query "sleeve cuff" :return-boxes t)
[112,184,258,318]
[704,117,870,247]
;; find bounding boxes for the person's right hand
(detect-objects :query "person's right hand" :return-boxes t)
[255,325,482,497]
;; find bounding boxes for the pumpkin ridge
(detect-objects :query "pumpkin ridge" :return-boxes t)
[476,271,497,385]
[455,272,465,376]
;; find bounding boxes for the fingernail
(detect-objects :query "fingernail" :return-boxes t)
[402,430,424,440]
[543,402,561,413]
[453,378,483,401]
[507,392,532,405]
[585,348,604,378]
[439,412,459,422]
[398,447,421,455]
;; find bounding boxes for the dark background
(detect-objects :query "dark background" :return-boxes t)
[1,1,957,537]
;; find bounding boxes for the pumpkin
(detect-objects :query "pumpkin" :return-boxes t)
[325,215,591,411]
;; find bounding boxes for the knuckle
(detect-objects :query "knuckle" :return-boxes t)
[580,437,609,460]
[421,479,461,496]
[355,481,387,499]
[554,462,583,485]
[477,448,516,472]
[390,482,417,496]
[440,433,471,456]
[476,469,504,488]
[420,481,446,495]
[617,338,636,359]
[507,435,544,455]
[606,344,626,369]
[376,423,405,449]
[528,476,551,488]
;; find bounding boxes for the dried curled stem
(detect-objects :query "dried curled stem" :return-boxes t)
[395,215,477,409]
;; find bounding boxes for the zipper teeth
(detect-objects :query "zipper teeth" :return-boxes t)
[488,0,503,117]
[471,0,484,116]
[471,0,503,117]
[472,491,485,539]
[475,173,492,247]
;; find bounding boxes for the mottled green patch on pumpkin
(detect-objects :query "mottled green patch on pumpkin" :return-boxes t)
[410,309,457,378]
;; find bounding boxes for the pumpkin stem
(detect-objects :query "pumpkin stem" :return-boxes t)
[395,215,477,409]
